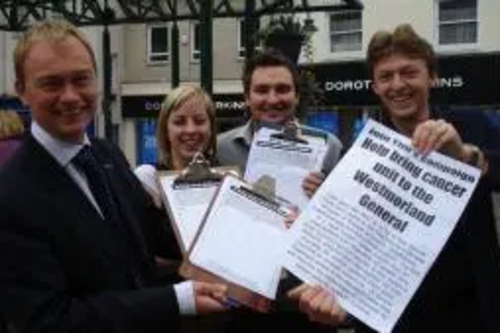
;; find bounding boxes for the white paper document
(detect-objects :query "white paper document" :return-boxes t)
[283,119,481,333]
[244,127,328,209]
[158,174,219,252]
[189,175,288,299]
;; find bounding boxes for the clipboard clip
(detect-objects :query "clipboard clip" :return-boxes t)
[270,121,308,145]
[173,152,223,186]
[251,175,276,202]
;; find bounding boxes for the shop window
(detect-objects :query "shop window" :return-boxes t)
[147,25,169,64]
[438,0,477,45]
[329,11,362,52]
[136,119,158,165]
[191,22,201,62]
[306,111,340,136]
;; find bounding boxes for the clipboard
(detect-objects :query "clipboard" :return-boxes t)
[157,153,240,254]
[180,174,289,313]
[245,126,329,209]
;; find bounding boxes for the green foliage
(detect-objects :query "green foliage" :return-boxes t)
[298,69,325,120]
[256,15,321,119]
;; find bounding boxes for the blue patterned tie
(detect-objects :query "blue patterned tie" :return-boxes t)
[73,145,116,220]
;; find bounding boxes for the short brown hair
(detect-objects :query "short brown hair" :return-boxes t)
[14,19,97,88]
[157,85,217,168]
[367,24,436,78]
[0,110,25,140]
[242,49,300,96]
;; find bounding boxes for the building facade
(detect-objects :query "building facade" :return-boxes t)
[119,16,249,164]
[0,0,498,166]
[300,0,500,144]
[118,0,500,165]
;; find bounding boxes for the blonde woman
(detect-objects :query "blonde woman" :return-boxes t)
[0,110,25,165]
[134,85,217,270]
[135,85,228,333]
[135,85,217,207]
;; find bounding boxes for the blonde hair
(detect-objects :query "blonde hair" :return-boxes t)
[14,19,97,88]
[157,85,217,168]
[0,110,25,140]
[367,24,437,78]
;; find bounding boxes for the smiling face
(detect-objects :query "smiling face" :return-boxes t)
[166,95,212,169]
[16,36,97,143]
[372,53,436,129]
[246,66,299,124]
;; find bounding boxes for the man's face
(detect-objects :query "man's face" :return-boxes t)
[372,53,435,123]
[16,36,98,143]
[246,66,299,124]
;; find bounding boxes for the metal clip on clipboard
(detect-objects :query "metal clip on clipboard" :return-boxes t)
[251,175,276,202]
[236,174,293,215]
[270,121,308,145]
[229,175,280,213]
[173,152,223,187]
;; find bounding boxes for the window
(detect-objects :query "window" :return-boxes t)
[147,25,169,63]
[438,0,477,45]
[329,11,362,52]
[238,19,260,58]
[191,22,201,61]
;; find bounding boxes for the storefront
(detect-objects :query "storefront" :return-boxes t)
[124,52,500,164]
[124,92,346,164]
[302,52,500,144]
[122,93,247,164]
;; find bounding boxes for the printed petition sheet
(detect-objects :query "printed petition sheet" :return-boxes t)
[244,127,327,209]
[158,173,220,252]
[189,175,288,300]
[283,119,480,333]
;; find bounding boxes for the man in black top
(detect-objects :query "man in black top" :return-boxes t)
[290,23,500,333]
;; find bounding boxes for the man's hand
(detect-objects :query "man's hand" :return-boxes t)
[284,205,300,229]
[288,284,347,326]
[193,281,228,315]
[412,119,464,159]
[412,119,488,173]
[302,171,326,198]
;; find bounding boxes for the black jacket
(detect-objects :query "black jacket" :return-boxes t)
[360,109,500,333]
[0,137,180,333]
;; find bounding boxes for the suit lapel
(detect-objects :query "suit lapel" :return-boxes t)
[24,137,101,220]
[22,137,132,262]
[90,141,150,261]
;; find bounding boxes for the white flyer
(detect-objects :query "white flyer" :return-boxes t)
[283,119,480,333]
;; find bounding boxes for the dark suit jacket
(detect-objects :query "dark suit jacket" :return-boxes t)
[359,109,500,333]
[0,136,180,333]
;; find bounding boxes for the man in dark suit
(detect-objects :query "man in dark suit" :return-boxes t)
[289,24,500,332]
[0,19,228,333]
